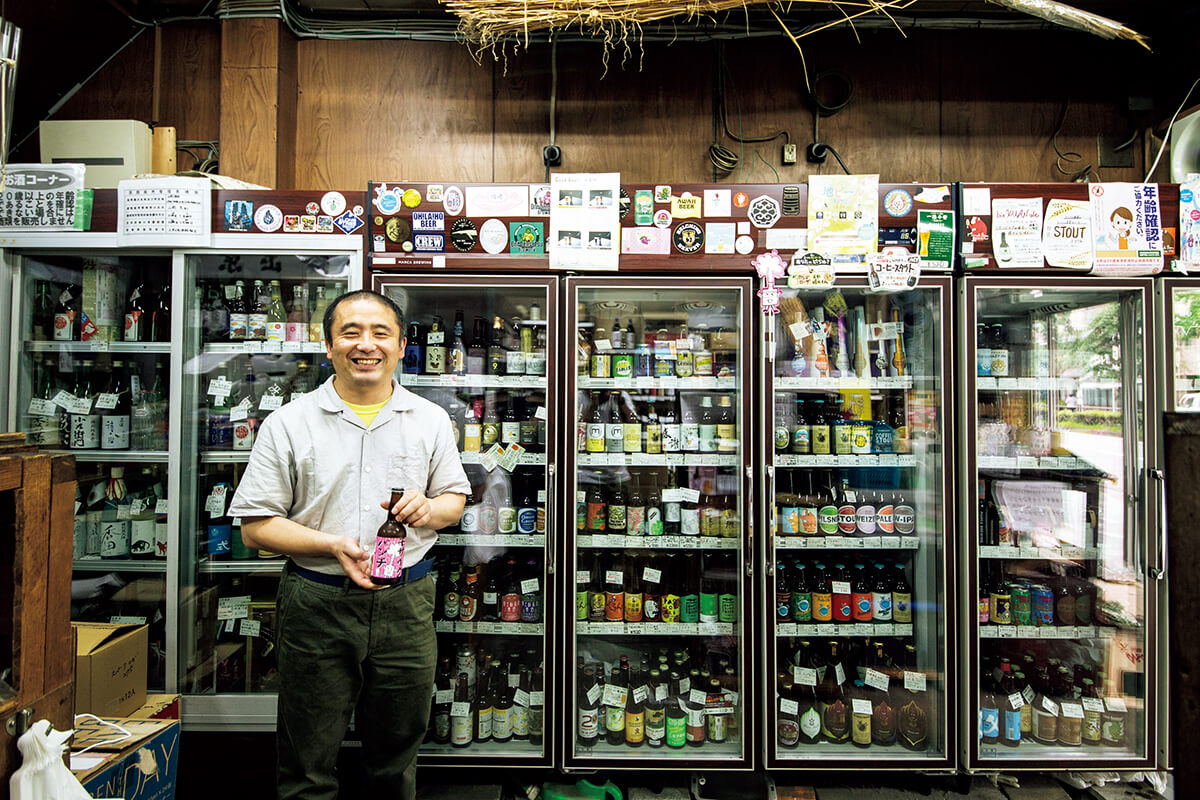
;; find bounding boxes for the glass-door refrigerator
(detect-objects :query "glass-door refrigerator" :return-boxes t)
[565,276,754,770]
[7,245,175,692]
[762,279,954,769]
[177,240,358,728]
[372,273,557,767]
[959,276,1163,770]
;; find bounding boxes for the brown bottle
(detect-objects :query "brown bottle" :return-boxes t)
[370,489,408,584]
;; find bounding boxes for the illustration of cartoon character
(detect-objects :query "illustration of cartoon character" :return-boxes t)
[1096,206,1137,250]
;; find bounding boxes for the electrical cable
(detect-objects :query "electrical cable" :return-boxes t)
[1145,75,1200,182]
[1050,98,1098,183]
[809,142,852,174]
[707,42,789,177]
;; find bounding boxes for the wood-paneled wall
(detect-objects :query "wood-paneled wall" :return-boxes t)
[27,19,1161,189]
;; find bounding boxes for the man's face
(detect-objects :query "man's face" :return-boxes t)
[325,297,404,391]
[1113,215,1133,238]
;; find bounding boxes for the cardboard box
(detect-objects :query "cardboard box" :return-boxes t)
[71,716,179,800]
[74,622,148,718]
[129,693,180,721]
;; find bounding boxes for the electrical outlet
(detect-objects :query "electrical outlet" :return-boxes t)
[543,145,562,167]
[782,144,798,165]
[1098,134,1134,168]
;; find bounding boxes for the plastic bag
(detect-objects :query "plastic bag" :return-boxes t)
[9,719,92,800]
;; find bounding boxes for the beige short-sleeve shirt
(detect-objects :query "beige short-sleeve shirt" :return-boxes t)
[228,376,471,574]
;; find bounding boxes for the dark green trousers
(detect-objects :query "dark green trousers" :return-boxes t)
[275,565,437,800]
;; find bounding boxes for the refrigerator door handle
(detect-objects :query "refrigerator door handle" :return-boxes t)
[765,465,775,578]
[547,462,557,576]
[1150,467,1166,580]
[745,465,754,578]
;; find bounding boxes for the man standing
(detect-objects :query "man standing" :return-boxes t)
[229,290,469,799]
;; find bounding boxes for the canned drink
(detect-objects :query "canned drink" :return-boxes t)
[851,423,873,454]
[1011,584,1032,625]
[1032,585,1054,626]
[590,353,611,378]
[612,352,634,378]
[635,345,653,376]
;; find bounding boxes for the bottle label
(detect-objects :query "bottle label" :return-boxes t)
[370,535,405,581]
[627,507,646,536]
[811,426,831,454]
[460,506,479,533]
[647,507,663,536]
[680,507,700,535]
[818,505,838,535]
[873,591,893,620]
[681,424,700,451]
[500,593,521,621]
[977,347,993,377]
[660,594,680,622]
[853,592,873,621]
[479,506,498,534]
[980,707,1000,739]
[54,312,74,340]
[459,594,477,621]
[662,424,681,451]
[856,505,877,534]
[70,415,101,449]
[517,507,537,535]
[876,504,895,533]
[894,505,916,535]
[204,522,230,557]
[812,592,832,621]
[893,592,912,623]
[792,592,811,621]
[451,715,473,745]
[101,521,131,557]
[498,507,517,534]
[285,322,306,342]
[800,706,821,739]
[232,419,255,450]
[838,504,857,534]
[775,426,790,451]
[266,321,285,342]
[101,416,130,450]
[665,715,686,747]
[586,424,605,452]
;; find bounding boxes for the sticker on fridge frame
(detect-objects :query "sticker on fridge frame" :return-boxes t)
[991,197,1044,269]
[374,186,402,214]
[224,200,253,232]
[748,195,781,229]
[449,218,477,252]
[254,204,282,233]
[671,192,702,219]
[442,186,465,216]
[916,209,955,269]
[425,184,444,202]
[704,222,735,254]
[530,184,552,216]
[634,190,654,225]
[883,188,913,218]
[619,187,631,219]
[1089,182,1164,275]
[283,215,301,233]
[385,216,411,244]
[1042,198,1092,270]
[673,221,704,254]
[654,185,671,203]
[480,218,509,254]
[333,210,363,235]
[509,222,545,255]
[316,216,334,233]
[620,227,671,255]
[412,211,445,231]
[412,233,445,253]
[320,191,347,217]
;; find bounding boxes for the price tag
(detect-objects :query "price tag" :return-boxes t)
[530,691,544,706]
[678,677,690,695]
[117,504,134,520]
[230,405,249,422]
[435,689,454,705]
[520,578,539,594]
[576,570,590,584]
[1017,625,1039,638]
[262,341,282,353]
[633,685,649,704]
[1040,696,1059,715]
[605,570,623,584]
[594,339,612,352]
[479,443,502,472]
[851,697,873,715]
[205,485,228,516]
[217,595,251,621]
[451,702,471,718]
[1022,685,1036,704]
[109,615,147,625]
[832,581,852,595]
[689,689,708,706]
[1008,692,1025,710]
[1082,697,1105,713]
[208,378,233,397]
[67,396,93,414]
[260,394,284,411]
[779,698,799,715]
[643,567,662,584]
[93,393,119,410]
[834,663,845,686]
[1017,456,1039,470]
[625,623,644,635]
[881,537,900,549]
[513,689,530,707]
[587,683,602,705]
[997,626,1017,638]
[239,619,262,637]
[679,488,701,503]
[655,684,668,702]
[904,671,927,692]
[499,443,524,472]
[155,499,169,514]
[52,390,75,409]
[1060,545,1083,560]
[27,397,57,417]
[865,668,890,692]
[1105,697,1127,713]
[602,685,627,707]
[282,342,302,353]
[1062,702,1084,719]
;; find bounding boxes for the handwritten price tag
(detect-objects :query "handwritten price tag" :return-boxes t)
[217,595,250,621]
[239,619,262,637]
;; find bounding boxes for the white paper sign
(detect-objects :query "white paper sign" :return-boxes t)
[992,197,1044,268]
[217,595,251,621]
[794,666,817,687]
[904,671,927,692]
[239,619,262,637]
[1089,182,1164,275]
[1042,198,1093,269]
[549,172,621,270]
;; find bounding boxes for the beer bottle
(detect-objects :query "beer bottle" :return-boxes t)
[791,396,811,454]
[810,398,832,455]
[605,554,625,621]
[425,316,447,375]
[459,565,480,621]
[680,399,700,452]
[488,316,507,376]
[660,553,681,623]
[227,281,248,341]
[624,554,644,622]
[604,668,626,745]
[980,676,1001,744]
[369,489,408,584]
[124,284,146,342]
[627,479,646,537]
[643,556,662,622]
[450,673,473,747]
[791,562,812,622]
[699,554,719,623]
[831,563,852,623]
[265,280,287,342]
[811,563,833,623]
[403,322,424,374]
[473,667,493,743]
[481,570,500,621]
[492,686,514,743]
[99,360,132,451]
[608,481,627,534]
[646,480,663,537]
[893,562,913,623]
[501,398,520,445]
[851,680,872,748]
[645,401,663,454]
[716,394,737,453]
[622,393,642,453]
[431,658,453,744]
[450,311,468,376]
[309,285,328,344]
[775,561,792,622]
[872,562,893,622]
[855,488,878,536]
[818,641,849,743]
[481,393,500,447]
[680,553,700,623]
[586,483,606,532]
[577,666,601,747]
[852,563,873,622]
[286,284,308,343]
[665,693,687,748]
[463,401,482,453]
[897,643,929,750]
[663,470,681,534]
[625,673,646,747]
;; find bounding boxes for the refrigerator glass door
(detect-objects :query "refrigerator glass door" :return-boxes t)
[11,252,173,691]
[969,281,1152,766]
[375,276,554,763]
[1168,283,1200,411]
[178,252,351,701]
[766,281,950,765]
[567,279,750,766]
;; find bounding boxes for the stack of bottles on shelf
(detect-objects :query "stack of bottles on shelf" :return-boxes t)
[430,645,545,748]
[199,473,281,561]
[577,467,736,540]
[34,275,171,344]
[577,552,738,626]
[581,391,737,455]
[459,393,546,454]
[979,562,1099,630]
[435,555,544,625]
[405,309,548,378]
[455,468,546,537]
[27,355,169,452]
[773,394,908,457]
[776,638,930,750]
[577,646,739,750]
[203,358,326,451]
[774,561,912,625]
[73,464,169,560]
[775,295,908,381]
[197,278,331,344]
[579,321,731,380]
[775,473,916,538]
[978,651,1128,750]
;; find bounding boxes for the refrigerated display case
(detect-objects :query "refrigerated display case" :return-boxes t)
[7,242,174,691]
[565,276,754,769]
[959,276,1162,770]
[762,279,954,769]
[1162,276,1200,412]
[176,237,360,728]
[372,273,558,767]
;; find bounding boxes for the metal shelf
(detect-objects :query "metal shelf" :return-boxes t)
[774,454,918,468]
[200,451,251,463]
[204,341,326,354]
[438,534,545,548]
[777,622,914,637]
[776,536,920,551]
[976,455,1101,473]
[979,624,1105,640]
[48,449,168,463]
[460,452,546,466]
[976,376,1075,392]
[978,544,1099,561]
[579,376,737,391]
[199,559,285,574]
[774,376,915,390]
[400,374,547,389]
[26,340,171,354]
[434,621,544,636]
[578,453,739,468]
[578,622,737,637]
[578,535,738,550]
[73,559,168,573]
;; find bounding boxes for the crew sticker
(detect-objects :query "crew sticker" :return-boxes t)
[673,221,704,254]
[443,186,465,216]
[883,188,913,218]
[385,216,411,244]
[450,218,478,252]
[748,195,781,228]
[254,204,283,233]
[510,222,544,255]
[480,218,508,254]
[413,233,445,253]
[402,188,422,208]
[412,211,445,231]
[321,191,347,217]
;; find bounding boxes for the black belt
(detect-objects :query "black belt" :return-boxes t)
[289,558,434,588]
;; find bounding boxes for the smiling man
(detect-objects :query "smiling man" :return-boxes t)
[228,289,469,800]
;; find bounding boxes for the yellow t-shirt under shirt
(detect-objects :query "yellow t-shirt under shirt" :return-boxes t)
[344,397,389,427]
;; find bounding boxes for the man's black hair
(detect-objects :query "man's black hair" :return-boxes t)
[323,289,406,346]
